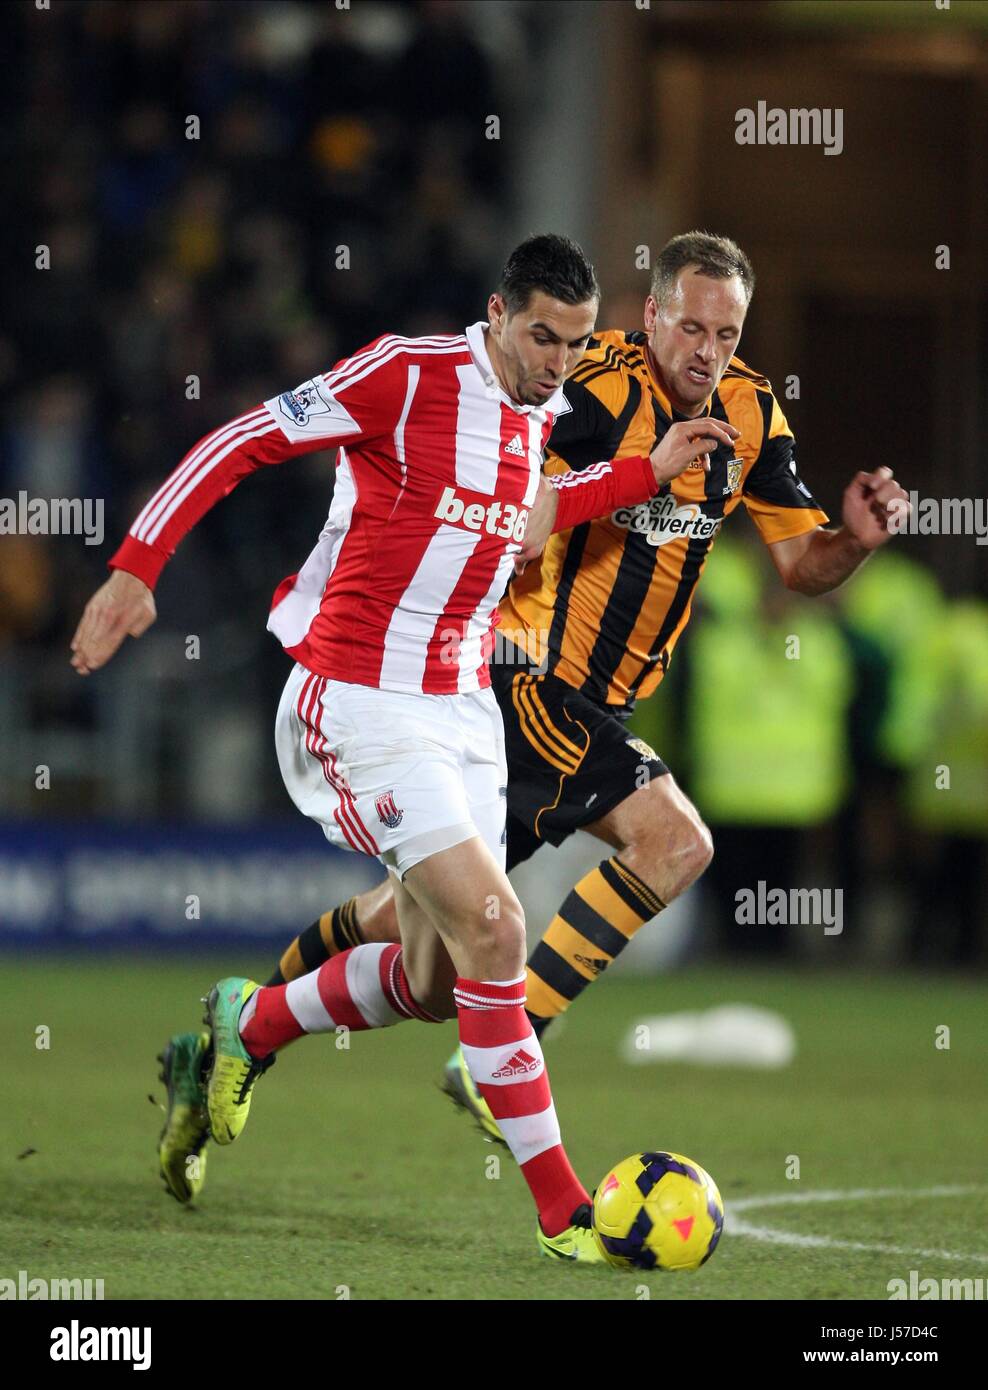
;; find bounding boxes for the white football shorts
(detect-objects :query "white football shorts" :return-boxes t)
[275,663,508,880]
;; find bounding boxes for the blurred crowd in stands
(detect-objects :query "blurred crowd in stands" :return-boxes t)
[1,0,510,680]
[1,2,984,965]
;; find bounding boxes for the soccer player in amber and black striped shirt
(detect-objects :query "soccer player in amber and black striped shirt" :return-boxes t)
[152,232,911,1168]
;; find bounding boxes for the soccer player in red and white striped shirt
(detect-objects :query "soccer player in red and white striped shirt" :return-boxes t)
[71,235,737,1258]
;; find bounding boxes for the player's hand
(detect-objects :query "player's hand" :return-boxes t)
[842,466,911,550]
[649,419,740,486]
[515,475,558,573]
[70,569,157,675]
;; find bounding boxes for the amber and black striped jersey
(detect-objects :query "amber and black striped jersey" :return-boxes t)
[498,329,829,708]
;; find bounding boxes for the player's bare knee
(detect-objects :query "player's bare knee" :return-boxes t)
[461,900,526,980]
[496,901,527,973]
[660,810,712,894]
[625,807,713,902]
[688,817,715,880]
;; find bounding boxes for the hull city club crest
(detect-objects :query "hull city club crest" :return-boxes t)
[375,791,404,829]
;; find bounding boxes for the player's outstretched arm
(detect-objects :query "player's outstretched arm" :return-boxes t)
[518,417,741,562]
[70,570,156,675]
[67,403,296,676]
[68,339,409,676]
[768,466,912,596]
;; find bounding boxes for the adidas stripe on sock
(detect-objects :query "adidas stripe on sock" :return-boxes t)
[455,974,589,1237]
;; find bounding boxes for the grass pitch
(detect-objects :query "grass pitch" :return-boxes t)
[2,957,986,1300]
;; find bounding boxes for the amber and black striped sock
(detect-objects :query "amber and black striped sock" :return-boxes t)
[525,857,665,1038]
[265,898,365,986]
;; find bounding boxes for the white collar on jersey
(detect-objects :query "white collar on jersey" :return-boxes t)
[465,321,569,417]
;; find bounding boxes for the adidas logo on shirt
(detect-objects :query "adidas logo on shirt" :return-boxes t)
[492,1047,541,1078]
[504,434,526,458]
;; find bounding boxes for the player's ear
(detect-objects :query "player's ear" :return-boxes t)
[488,293,507,332]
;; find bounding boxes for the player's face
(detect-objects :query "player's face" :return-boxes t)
[486,291,598,407]
[644,270,749,417]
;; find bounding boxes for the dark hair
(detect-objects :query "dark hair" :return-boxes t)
[499,234,599,316]
[650,231,755,307]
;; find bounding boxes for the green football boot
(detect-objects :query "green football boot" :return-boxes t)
[536,1204,606,1264]
[202,978,275,1145]
[441,1046,506,1147]
[156,1031,211,1204]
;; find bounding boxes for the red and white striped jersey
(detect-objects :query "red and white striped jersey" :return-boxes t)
[110,322,657,695]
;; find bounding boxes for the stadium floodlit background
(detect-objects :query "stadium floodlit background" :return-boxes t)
[2,0,987,1306]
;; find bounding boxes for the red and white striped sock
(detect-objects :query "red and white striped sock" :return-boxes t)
[239,943,440,1058]
[454,974,590,1237]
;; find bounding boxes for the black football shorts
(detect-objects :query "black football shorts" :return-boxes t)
[488,645,669,872]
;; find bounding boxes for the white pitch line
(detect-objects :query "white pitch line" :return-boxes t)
[724,1186,988,1264]
[729,1184,981,1213]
